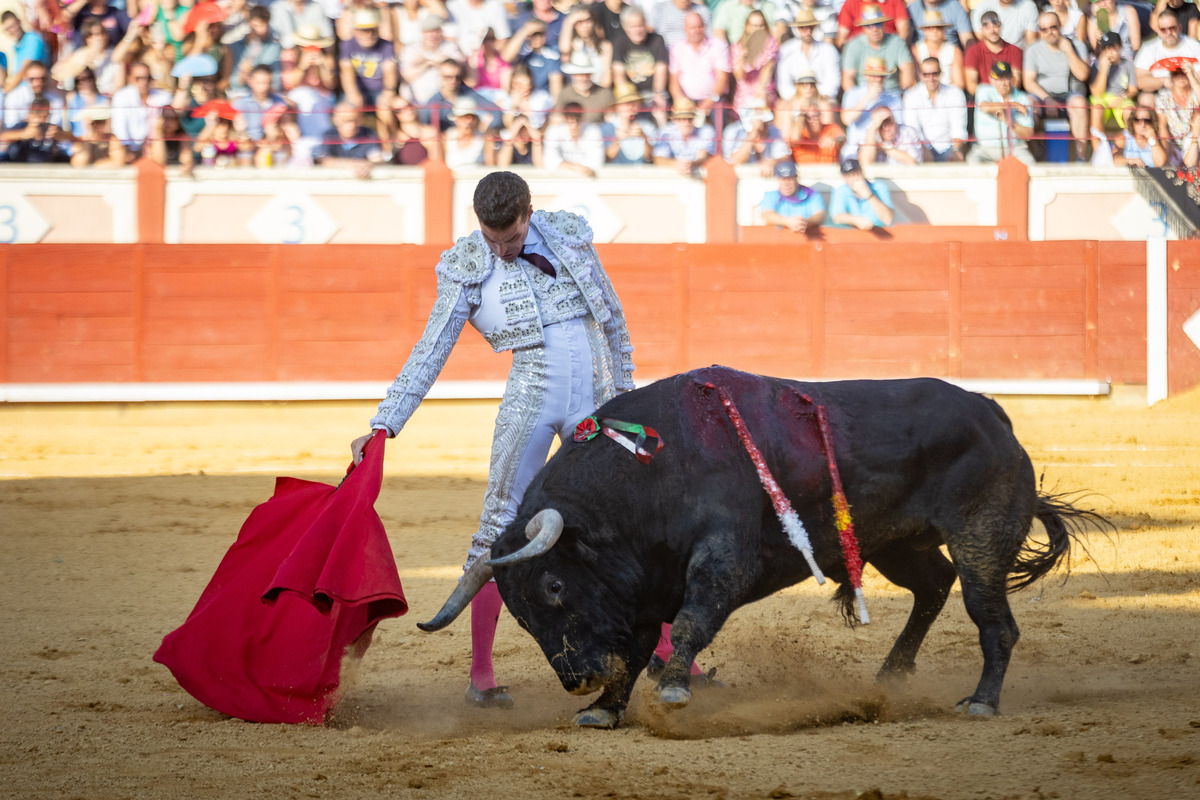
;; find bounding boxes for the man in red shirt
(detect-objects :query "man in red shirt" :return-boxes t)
[837,0,911,47]
[964,10,1023,95]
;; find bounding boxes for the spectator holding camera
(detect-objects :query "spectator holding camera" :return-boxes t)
[722,102,788,173]
[3,96,73,162]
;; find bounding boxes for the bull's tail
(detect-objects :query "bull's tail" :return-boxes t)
[1008,492,1114,593]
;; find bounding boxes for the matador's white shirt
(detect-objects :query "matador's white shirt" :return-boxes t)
[371,209,635,436]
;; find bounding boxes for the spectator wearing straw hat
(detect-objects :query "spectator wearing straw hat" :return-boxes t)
[830,157,893,229]
[652,97,716,175]
[836,0,910,48]
[908,0,973,49]
[759,159,826,233]
[968,60,1035,165]
[964,10,1023,95]
[783,70,845,164]
[70,103,126,167]
[775,7,840,100]
[340,6,399,144]
[268,0,333,49]
[603,82,657,164]
[841,5,914,92]
[912,8,965,90]
[840,55,903,158]
[555,50,614,124]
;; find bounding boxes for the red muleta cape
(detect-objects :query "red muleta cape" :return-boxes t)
[153,431,406,723]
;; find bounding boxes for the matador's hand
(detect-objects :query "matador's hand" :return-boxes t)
[351,432,374,465]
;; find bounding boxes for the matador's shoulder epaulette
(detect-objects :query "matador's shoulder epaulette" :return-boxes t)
[435,232,494,285]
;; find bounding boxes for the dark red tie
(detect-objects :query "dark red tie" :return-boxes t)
[520,246,556,278]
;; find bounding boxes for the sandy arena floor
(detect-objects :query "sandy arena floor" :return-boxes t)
[1,386,1198,800]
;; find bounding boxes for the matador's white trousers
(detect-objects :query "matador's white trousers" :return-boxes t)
[465,317,596,570]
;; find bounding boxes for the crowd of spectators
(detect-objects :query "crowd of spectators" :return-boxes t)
[0,0,1197,181]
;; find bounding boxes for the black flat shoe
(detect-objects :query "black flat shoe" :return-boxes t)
[465,683,514,709]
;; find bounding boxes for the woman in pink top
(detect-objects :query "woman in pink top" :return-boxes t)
[732,10,778,111]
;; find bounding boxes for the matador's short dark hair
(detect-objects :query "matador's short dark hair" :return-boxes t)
[473,172,532,230]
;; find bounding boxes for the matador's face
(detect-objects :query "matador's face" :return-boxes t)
[479,207,533,262]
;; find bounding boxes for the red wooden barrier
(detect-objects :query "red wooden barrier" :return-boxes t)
[0,242,1152,387]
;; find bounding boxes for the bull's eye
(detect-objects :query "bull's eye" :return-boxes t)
[541,573,565,604]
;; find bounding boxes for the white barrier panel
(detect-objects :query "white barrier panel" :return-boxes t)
[0,166,138,243]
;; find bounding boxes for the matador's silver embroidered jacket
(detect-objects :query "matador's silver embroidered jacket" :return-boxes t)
[371,209,635,436]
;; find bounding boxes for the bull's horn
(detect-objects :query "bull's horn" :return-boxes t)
[416,556,494,632]
[486,509,564,567]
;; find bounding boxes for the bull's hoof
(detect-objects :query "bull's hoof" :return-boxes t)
[954,698,998,716]
[656,683,692,708]
[573,707,622,729]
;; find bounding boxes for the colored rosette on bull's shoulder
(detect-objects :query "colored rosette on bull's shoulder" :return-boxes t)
[573,416,599,442]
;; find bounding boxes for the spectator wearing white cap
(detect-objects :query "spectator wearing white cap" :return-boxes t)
[775,7,840,100]
[555,50,615,124]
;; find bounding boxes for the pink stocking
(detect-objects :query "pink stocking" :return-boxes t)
[469,581,503,689]
[655,623,704,676]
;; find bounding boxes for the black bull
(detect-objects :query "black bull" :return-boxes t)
[420,367,1108,728]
